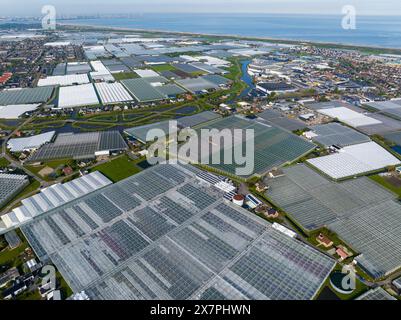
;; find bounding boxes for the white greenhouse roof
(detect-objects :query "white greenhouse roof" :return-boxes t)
[38,74,90,87]
[0,171,112,232]
[307,141,401,180]
[133,69,160,78]
[0,104,40,119]
[94,82,134,104]
[58,84,99,108]
[7,131,55,152]
[317,107,382,128]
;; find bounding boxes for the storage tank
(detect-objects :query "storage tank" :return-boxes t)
[232,194,245,206]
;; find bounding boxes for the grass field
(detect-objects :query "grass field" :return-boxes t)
[0,157,10,168]
[91,155,141,182]
[0,229,29,267]
[112,72,138,81]
[150,64,176,72]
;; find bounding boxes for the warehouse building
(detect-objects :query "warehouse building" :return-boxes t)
[0,87,54,105]
[90,60,114,82]
[317,106,381,128]
[133,69,160,78]
[258,109,306,132]
[176,77,219,93]
[0,104,40,119]
[256,82,297,95]
[38,74,90,87]
[20,164,335,300]
[121,78,166,103]
[201,74,231,86]
[58,84,99,108]
[7,131,56,152]
[66,62,92,75]
[0,174,29,209]
[28,131,128,162]
[308,123,371,147]
[125,120,179,144]
[94,82,134,104]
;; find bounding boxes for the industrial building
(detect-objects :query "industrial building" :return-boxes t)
[20,164,335,300]
[89,60,114,82]
[37,74,90,87]
[66,62,92,75]
[176,110,221,129]
[58,84,99,108]
[0,87,54,105]
[121,78,166,103]
[28,131,128,162]
[258,109,306,132]
[94,82,134,104]
[125,120,179,144]
[317,106,381,128]
[307,123,371,148]
[133,69,160,78]
[306,141,400,180]
[176,77,219,93]
[256,82,297,94]
[0,174,29,209]
[0,104,40,119]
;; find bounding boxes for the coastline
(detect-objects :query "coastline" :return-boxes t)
[58,22,401,54]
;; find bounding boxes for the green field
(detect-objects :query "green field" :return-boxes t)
[26,159,71,175]
[112,72,138,80]
[0,157,10,168]
[91,155,142,182]
[0,229,29,267]
[150,64,176,72]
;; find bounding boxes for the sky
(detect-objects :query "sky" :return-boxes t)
[1,0,401,17]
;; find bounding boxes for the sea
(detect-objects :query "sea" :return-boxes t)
[60,13,401,49]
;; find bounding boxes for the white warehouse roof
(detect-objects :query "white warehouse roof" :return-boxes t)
[307,141,401,180]
[0,104,40,119]
[318,107,382,128]
[90,60,114,82]
[58,84,99,108]
[0,171,112,232]
[38,74,90,87]
[133,69,160,78]
[7,131,55,152]
[94,82,134,104]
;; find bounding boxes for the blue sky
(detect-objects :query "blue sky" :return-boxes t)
[1,0,401,16]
